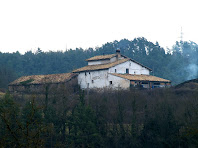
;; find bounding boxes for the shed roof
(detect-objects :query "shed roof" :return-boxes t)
[73,58,129,73]
[110,73,171,82]
[86,54,117,61]
[9,73,77,86]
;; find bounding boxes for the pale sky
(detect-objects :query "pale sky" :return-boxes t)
[0,0,198,53]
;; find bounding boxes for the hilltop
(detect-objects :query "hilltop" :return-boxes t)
[175,78,198,90]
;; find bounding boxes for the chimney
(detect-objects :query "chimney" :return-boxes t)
[116,49,121,58]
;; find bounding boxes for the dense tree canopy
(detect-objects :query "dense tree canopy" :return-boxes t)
[0,86,198,147]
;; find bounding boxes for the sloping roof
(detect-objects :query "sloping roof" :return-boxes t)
[86,54,117,61]
[130,59,152,71]
[9,73,77,86]
[110,73,171,82]
[73,58,129,73]
[73,57,152,73]
[86,53,152,71]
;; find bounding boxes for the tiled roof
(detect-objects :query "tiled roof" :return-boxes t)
[86,54,117,61]
[9,73,77,86]
[73,58,129,73]
[110,73,171,82]
[86,53,152,71]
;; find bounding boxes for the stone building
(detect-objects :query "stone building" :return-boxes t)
[72,50,171,89]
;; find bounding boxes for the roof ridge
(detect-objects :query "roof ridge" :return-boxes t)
[9,73,77,86]
[86,53,117,61]
[85,53,152,71]
[73,58,130,73]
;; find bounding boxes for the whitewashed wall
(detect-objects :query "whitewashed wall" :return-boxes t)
[78,70,109,89]
[108,74,130,89]
[88,56,122,65]
[88,59,110,65]
[78,69,131,89]
[110,57,117,63]
[109,60,149,75]
[78,58,150,89]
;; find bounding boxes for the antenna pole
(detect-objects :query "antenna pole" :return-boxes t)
[180,27,183,42]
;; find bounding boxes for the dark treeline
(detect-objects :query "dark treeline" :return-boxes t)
[0,87,198,147]
[0,38,198,89]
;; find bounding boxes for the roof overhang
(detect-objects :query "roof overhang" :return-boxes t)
[109,73,171,83]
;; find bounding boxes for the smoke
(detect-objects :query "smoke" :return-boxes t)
[186,63,198,80]
[178,41,198,81]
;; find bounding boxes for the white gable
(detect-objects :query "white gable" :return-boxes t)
[88,56,123,65]
[88,59,110,65]
[109,60,149,75]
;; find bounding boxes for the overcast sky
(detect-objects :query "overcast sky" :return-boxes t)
[0,0,198,53]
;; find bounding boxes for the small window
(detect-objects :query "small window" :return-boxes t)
[92,80,94,83]
[109,81,112,85]
[85,72,87,76]
[89,72,90,74]
[115,69,117,73]
[126,68,129,74]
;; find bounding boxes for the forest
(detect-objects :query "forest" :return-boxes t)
[0,38,198,147]
[0,37,198,89]
[0,85,198,147]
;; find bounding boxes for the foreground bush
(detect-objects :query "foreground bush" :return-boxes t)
[0,88,198,147]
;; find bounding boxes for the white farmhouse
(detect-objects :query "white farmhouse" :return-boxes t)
[9,50,171,92]
[73,50,171,89]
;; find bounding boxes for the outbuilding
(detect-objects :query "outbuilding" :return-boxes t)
[9,73,78,94]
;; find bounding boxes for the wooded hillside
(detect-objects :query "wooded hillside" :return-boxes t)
[0,86,198,147]
[0,37,197,89]
[0,38,198,147]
